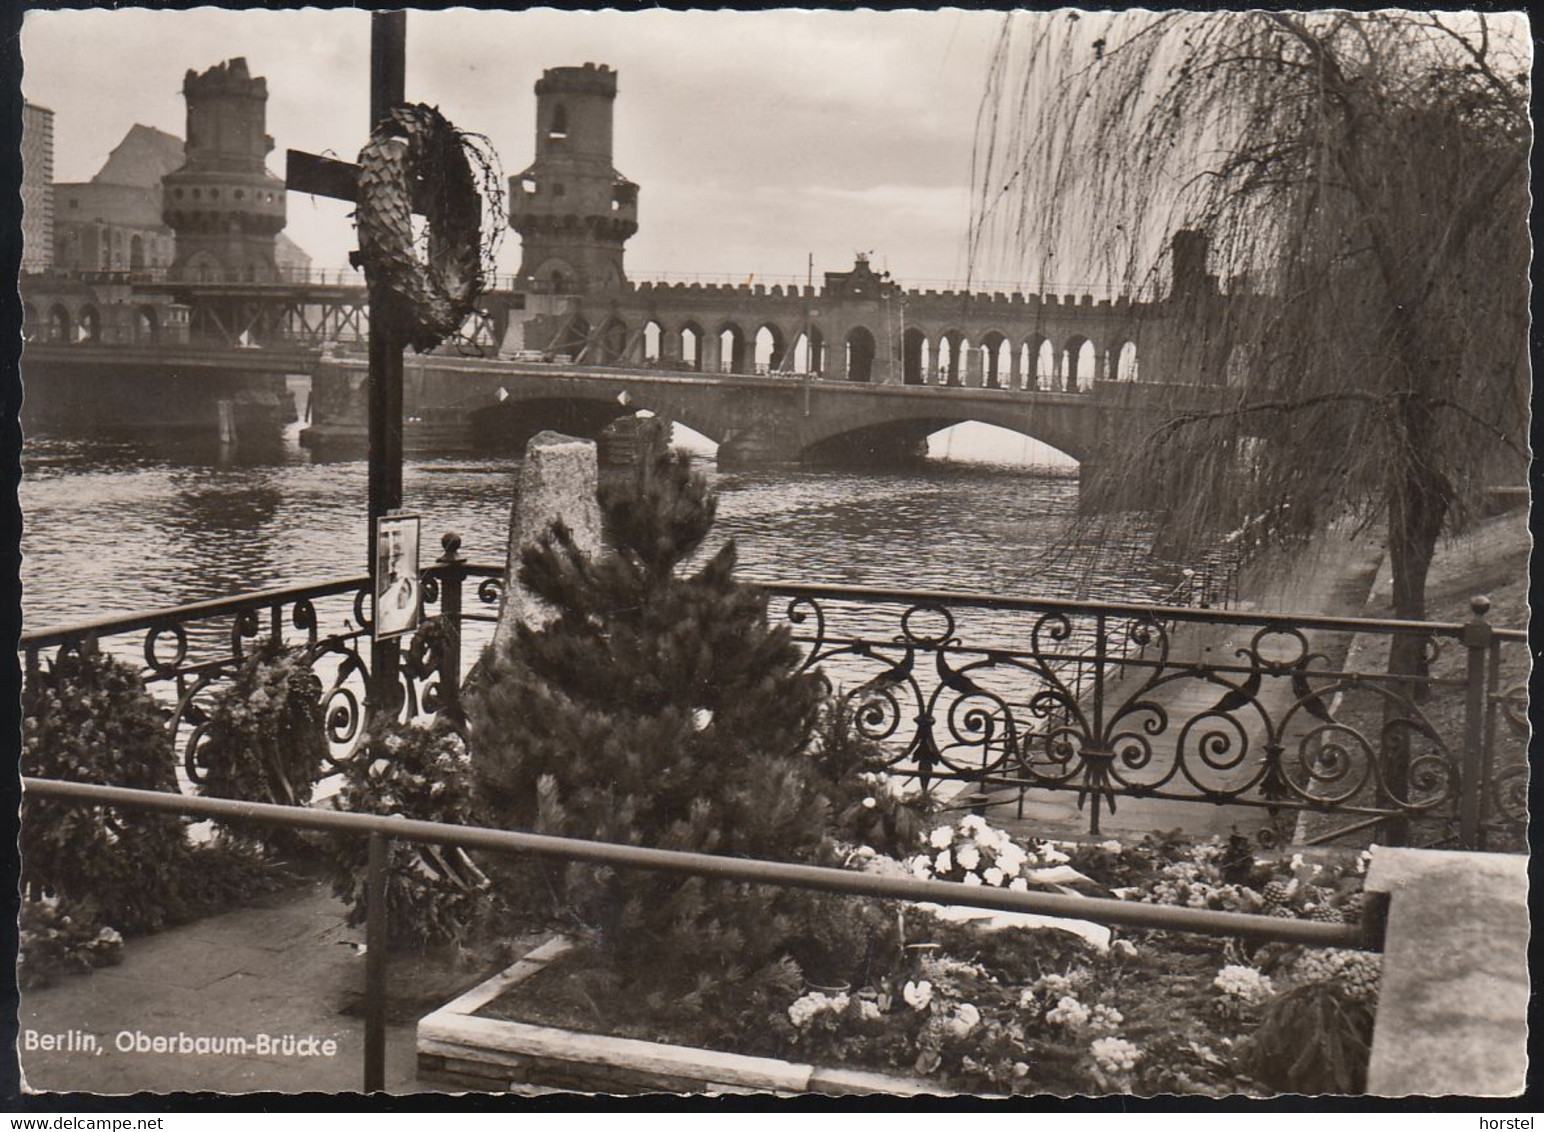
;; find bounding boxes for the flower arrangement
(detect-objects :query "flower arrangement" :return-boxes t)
[904,814,1075,890]
[330,720,492,950]
[195,639,326,855]
[756,826,1381,1095]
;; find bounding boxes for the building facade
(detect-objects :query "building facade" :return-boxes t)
[22,102,55,274]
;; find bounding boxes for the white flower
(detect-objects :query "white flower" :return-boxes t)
[788,991,850,1027]
[934,849,953,874]
[1290,853,1305,871]
[956,844,982,872]
[996,842,1028,872]
[1089,1004,1124,1036]
[909,855,933,880]
[903,980,933,1011]
[1213,965,1274,1006]
[1017,987,1037,1008]
[1099,839,1123,853]
[1041,845,1070,865]
[983,866,1005,886]
[1007,877,1029,893]
[854,845,876,859]
[929,826,955,850]
[959,815,989,836]
[861,796,877,809]
[962,872,983,886]
[946,1003,982,1038]
[1090,1036,1141,1074]
[858,999,882,1022]
[1046,995,1090,1029]
[787,993,826,1027]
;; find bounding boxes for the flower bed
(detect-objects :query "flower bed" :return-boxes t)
[417,819,1383,1096]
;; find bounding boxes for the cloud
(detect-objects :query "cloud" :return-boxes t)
[22,8,1005,283]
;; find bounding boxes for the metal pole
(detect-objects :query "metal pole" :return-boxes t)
[368,11,407,725]
[1458,596,1494,850]
[436,531,466,725]
[364,830,389,1092]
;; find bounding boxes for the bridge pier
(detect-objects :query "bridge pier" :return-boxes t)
[717,425,803,469]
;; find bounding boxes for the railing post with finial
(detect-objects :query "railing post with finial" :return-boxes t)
[1458,595,1494,850]
[437,531,466,725]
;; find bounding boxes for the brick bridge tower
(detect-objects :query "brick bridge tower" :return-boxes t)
[509,63,638,295]
[162,58,286,284]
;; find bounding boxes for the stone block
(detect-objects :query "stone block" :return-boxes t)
[1364,847,1529,1097]
[490,431,603,659]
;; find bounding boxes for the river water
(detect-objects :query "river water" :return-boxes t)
[20,413,1204,634]
[20,410,1202,633]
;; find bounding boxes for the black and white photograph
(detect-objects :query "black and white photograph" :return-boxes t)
[374,513,421,642]
[10,4,1531,1106]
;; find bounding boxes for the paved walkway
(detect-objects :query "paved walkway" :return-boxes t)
[19,879,482,1096]
[980,531,1385,843]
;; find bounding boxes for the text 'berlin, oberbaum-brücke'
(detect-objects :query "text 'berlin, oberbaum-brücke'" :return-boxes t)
[24,56,1240,487]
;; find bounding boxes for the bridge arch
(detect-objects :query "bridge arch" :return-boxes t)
[678,322,703,372]
[1034,337,1055,390]
[800,400,1093,467]
[902,327,927,385]
[466,381,727,454]
[137,305,160,344]
[938,330,965,386]
[47,303,73,343]
[78,304,102,343]
[716,322,748,375]
[980,330,1010,389]
[844,326,876,383]
[643,319,663,363]
[1062,336,1095,393]
[1113,340,1139,382]
[1016,340,1032,390]
[22,302,38,342]
[754,323,787,374]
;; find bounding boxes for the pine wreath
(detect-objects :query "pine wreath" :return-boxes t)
[355,103,488,353]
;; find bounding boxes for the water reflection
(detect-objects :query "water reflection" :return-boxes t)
[21,422,1184,632]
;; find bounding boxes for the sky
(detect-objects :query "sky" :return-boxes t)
[21,7,1014,289]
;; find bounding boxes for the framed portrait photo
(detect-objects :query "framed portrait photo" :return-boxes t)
[374,512,421,641]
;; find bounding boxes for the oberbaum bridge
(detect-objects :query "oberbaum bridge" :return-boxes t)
[22,58,1251,483]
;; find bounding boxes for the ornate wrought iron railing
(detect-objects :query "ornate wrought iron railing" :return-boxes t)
[19,540,1526,850]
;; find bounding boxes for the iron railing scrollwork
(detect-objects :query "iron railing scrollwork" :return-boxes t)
[19,554,1527,851]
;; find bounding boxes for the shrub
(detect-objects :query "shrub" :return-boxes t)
[22,648,284,934]
[808,700,926,859]
[329,720,492,950]
[1240,979,1376,1093]
[468,450,848,1002]
[195,639,326,853]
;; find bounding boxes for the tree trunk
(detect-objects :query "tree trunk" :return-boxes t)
[1379,416,1449,845]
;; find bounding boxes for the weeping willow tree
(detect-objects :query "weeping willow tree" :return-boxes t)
[969,11,1530,664]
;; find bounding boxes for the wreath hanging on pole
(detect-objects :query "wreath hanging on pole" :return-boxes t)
[355,104,504,353]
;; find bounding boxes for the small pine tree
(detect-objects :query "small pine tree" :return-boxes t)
[469,450,834,1001]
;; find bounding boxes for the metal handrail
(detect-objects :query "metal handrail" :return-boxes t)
[24,568,1521,652]
[23,774,1376,1093]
